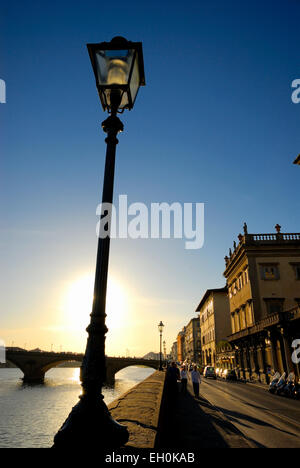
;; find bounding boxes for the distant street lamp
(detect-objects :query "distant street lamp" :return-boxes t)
[53,36,145,449]
[158,321,164,371]
[163,340,166,361]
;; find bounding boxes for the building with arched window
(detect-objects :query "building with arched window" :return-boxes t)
[224,224,300,383]
[196,287,231,368]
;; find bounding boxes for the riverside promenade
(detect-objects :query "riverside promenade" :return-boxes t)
[108,370,251,449]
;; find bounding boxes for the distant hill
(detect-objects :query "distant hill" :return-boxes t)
[142,352,160,360]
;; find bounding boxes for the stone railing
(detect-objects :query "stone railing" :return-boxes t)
[250,233,300,242]
[225,232,300,268]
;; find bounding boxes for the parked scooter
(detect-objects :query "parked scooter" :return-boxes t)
[293,380,300,400]
[269,372,281,394]
[276,372,287,396]
[283,372,295,398]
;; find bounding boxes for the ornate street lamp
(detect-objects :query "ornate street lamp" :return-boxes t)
[53,37,145,449]
[158,321,164,371]
[293,154,300,165]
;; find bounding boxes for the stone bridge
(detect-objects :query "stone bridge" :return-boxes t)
[5,349,160,384]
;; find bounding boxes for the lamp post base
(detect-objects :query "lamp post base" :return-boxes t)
[53,395,129,449]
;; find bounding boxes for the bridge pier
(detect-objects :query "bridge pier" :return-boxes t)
[105,367,115,386]
[23,366,45,384]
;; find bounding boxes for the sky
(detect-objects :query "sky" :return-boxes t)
[1,0,300,357]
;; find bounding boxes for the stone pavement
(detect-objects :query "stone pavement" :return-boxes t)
[156,378,253,449]
[109,370,253,449]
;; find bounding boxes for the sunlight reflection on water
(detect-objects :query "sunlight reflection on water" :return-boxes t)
[0,366,155,448]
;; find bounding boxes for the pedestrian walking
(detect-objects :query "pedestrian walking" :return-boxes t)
[191,365,201,399]
[180,365,188,394]
[166,361,180,399]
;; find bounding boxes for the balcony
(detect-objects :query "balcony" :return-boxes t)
[228,306,300,342]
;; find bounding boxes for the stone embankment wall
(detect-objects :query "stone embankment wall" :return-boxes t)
[108,370,166,448]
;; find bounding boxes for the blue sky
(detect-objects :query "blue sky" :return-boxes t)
[1,0,300,355]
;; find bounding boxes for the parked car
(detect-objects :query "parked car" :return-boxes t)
[224,369,237,381]
[203,366,217,379]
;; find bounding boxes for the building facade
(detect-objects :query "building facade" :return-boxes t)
[216,341,236,370]
[177,328,186,363]
[184,317,202,364]
[170,341,178,362]
[196,287,231,367]
[224,224,300,383]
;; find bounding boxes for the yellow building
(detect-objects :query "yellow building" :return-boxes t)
[184,317,201,364]
[224,224,300,383]
[196,287,231,367]
[176,328,185,363]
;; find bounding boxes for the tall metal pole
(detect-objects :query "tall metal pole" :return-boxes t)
[159,331,162,371]
[53,100,129,448]
[81,112,123,398]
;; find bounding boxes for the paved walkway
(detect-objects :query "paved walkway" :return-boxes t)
[156,378,252,448]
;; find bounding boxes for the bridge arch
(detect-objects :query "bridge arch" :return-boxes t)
[5,351,84,384]
[105,359,159,384]
[42,358,82,375]
[5,351,160,385]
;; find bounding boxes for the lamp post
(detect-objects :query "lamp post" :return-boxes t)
[158,321,164,371]
[53,36,145,449]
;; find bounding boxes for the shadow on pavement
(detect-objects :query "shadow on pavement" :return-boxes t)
[156,382,240,448]
[214,406,298,439]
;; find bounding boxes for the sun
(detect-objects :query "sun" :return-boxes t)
[63,273,128,332]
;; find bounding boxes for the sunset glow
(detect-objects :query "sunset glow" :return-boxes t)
[63,273,129,333]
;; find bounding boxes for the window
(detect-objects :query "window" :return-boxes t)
[246,302,254,325]
[231,314,235,334]
[240,308,246,329]
[234,311,240,332]
[260,264,280,281]
[245,268,249,283]
[290,263,300,280]
[264,298,284,315]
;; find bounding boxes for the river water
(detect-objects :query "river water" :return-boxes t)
[0,366,155,448]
